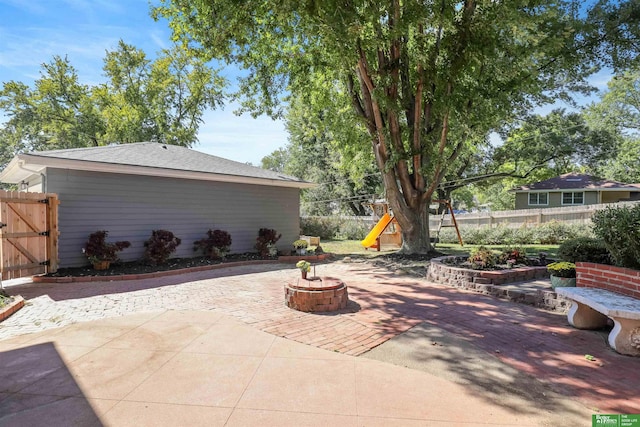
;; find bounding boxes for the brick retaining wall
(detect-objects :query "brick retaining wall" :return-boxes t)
[577,262,640,299]
[427,256,566,311]
[428,256,549,286]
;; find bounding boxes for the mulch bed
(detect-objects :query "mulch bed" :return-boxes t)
[45,253,274,278]
[368,251,446,277]
[440,255,551,271]
[46,250,442,279]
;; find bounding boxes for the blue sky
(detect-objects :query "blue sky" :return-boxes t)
[0,0,614,164]
[0,0,287,165]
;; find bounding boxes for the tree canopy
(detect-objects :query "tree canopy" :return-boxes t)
[262,90,382,216]
[155,0,634,253]
[0,41,224,168]
[433,108,618,211]
[586,66,640,183]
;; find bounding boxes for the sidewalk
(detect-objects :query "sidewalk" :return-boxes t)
[2,260,639,417]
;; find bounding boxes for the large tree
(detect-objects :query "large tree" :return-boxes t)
[0,57,103,159]
[263,85,382,216]
[0,41,224,169]
[586,67,640,135]
[586,67,640,183]
[155,0,621,253]
[96,41,225,144]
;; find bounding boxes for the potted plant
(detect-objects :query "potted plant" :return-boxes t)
[547,261,577,289]
[83,230,131,270]
[296,260,311,279]
[293,239,309,255]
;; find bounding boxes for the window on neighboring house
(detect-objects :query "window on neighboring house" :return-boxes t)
[528,192,548,205]
[562,192,584,205]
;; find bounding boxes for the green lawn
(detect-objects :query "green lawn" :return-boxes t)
[321,239,396,257]
[321,239,559,258]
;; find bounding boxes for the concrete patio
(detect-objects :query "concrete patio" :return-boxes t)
[0,309,583,426]
[1,260,638,425]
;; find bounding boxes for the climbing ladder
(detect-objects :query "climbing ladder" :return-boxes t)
[432,199,463,246]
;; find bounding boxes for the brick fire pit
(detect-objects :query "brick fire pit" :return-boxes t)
[285,276,349,313]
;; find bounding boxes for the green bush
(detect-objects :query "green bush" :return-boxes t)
[300,216,342,239]
[301,216,373,240]
[592,204,640,270]
[511,226,535,245]
[531,221,570,244]
[437,222,593,246]
[337,219,371,240]
[557,237,611,264]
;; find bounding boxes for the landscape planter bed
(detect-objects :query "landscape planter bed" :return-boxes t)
[0,296,25,322]
[427,256,566,311]
[33,253,332,283]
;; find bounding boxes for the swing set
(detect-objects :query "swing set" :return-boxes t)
[361,200,463,251]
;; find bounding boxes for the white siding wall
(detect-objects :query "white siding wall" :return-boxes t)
[46,168,300,267]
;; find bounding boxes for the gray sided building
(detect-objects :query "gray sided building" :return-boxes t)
[0,142,313,268]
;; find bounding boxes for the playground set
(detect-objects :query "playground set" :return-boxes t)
[361,200,463,251]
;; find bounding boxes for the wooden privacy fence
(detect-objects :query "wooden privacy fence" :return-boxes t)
[431,201,640,230]
[0,190,59,280]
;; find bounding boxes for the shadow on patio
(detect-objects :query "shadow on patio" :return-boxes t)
[0,342,103,425]
[343,263,639,415]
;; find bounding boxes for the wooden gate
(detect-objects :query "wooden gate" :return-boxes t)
[0,190,59,280]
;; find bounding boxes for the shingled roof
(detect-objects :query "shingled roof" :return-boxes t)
[0,142,313,189]
[512,173,640,192]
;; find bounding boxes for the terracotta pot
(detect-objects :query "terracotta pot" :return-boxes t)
[301,270,308,279]
[92,260,111,270]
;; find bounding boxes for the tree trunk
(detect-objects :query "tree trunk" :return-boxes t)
[384,182,434,254]
[398,208,433,254]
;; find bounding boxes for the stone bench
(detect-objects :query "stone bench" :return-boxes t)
[556,287,640,356]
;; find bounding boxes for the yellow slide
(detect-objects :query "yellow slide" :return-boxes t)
[361,213,393,248]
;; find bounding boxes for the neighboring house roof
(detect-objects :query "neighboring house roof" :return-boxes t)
[0,142,314,189]
[511,173,640,193]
